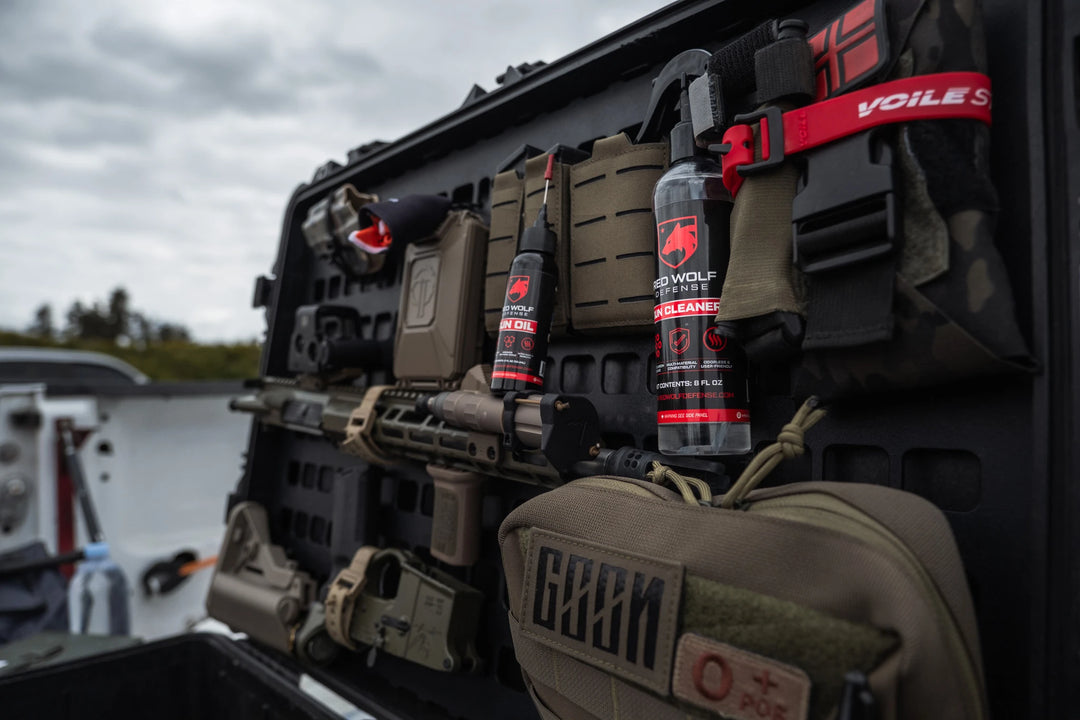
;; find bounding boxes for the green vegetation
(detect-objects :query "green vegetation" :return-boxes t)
[0,330,261,381]
[3,288,261,381]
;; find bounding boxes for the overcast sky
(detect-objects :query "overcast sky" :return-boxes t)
[0,0,664,342]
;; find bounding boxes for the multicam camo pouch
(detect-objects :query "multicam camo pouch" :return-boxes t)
[499,403,987,720]
[706,0,1033,398]
[790,0,1034,398]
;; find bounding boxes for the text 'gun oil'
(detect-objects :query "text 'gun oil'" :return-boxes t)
[491,155,558,394]
[653,82,750,455]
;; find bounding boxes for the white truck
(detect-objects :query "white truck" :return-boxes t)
[0,348,250,640]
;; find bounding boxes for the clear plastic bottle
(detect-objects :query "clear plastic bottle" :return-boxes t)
[653,101,751,455]
[68,542,130,635]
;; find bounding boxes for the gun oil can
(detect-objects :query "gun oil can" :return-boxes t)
[491,157,558,394]
[652,91,750,455]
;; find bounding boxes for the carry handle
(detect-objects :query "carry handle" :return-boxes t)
[719,396,826,508]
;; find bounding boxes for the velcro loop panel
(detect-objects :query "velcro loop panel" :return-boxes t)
[682,576,898,720]
[484,169,524,333]
[569,133,668,330]
[896,125,950,286]
[709,19,776,101]
[691,20,776,141]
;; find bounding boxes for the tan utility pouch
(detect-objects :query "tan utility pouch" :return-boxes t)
[499,416,987,720]
[484,135,667,335]
[568,133,667,331]
[485,168,526,334]
[484,155,574,335]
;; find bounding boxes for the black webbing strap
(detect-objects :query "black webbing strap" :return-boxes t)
[754,21,815,105]
[793,129,899,351]
[690,20,776,142]
[802,259,896,350]
[707,19,774,102]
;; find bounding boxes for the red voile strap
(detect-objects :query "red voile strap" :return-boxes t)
[721,72,992,196]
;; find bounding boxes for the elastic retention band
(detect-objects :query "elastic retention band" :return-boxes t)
[719,397,826,508]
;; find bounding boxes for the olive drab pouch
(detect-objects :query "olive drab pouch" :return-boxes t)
[568,133,669,331]
[485,167,527,333]
[484,149,582,336]
[697,0,1034,398]
[499,401,988,720]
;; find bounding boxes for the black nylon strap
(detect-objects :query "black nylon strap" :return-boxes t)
[793,125,899,352]
[802,259,896,350]
[705,20,777,129]
[708,19,776,98]
[754,36,815,105]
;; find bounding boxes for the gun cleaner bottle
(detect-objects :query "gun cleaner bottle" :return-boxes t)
[491,155,558,394]
[653,81,751,455]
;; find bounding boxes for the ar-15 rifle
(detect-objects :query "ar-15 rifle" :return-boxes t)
[231,367,729,566]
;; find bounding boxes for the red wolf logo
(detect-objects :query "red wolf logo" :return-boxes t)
[658,217,698,269]
[507,275,530,302]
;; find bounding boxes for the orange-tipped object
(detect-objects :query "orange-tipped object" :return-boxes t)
[178,555,218,577]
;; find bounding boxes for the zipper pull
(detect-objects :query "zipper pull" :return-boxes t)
[645,462,712,505]
[719,396,827,509]
[836,671,876,720]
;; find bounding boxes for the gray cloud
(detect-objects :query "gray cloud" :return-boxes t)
[91,20,294,115]
[0,0,662,343]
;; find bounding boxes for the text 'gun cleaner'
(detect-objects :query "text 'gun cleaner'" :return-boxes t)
[491,155,558,394]
[653,74,750,455]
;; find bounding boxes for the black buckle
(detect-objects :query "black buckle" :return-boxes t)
[792,129,897,273]
[732,105,786,175]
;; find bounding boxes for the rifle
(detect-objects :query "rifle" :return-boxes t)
[231,370,730,566]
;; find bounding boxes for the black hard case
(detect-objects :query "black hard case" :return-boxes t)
[0,634,339,720]
[229,0,1078,718]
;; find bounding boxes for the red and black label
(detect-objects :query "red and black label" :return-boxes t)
[810,0,889,100]
[491,253,557,393]
[654,200,749,425]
